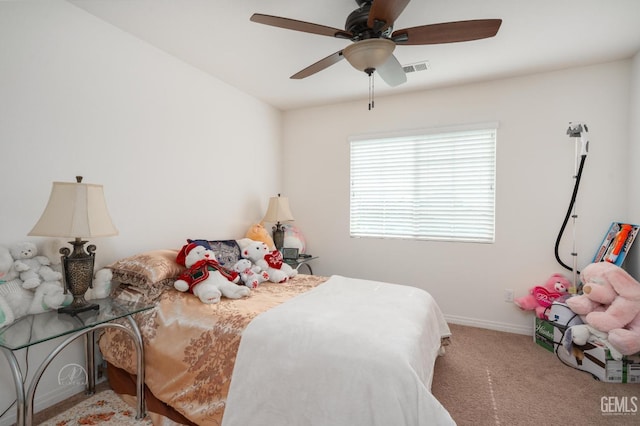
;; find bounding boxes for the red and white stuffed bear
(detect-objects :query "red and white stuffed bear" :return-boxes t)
[233,259,269,289]
[174,242,250,304]
[241,240,297,283]
[514,273,571,319]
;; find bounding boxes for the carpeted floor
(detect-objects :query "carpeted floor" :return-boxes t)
[431,323,639,426]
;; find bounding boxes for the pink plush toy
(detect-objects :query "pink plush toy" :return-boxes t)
[566,262,640,355]
[514,273,571,319]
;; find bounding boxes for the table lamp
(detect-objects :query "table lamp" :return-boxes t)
[262,194,294,250]
[28,176,118,314]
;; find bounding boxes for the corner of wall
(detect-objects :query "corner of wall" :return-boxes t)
[625,51,640,279]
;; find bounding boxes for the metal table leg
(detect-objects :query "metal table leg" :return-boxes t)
[23,321,146,425]
[0,347,26,426]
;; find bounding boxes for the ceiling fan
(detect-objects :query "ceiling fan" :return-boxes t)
[250,0,502,88]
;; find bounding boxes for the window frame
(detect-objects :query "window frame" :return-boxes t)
[349,122,498,243]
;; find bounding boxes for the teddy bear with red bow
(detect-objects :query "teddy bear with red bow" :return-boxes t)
[174,242,250,304]
[241,240,297,283]
[514,273,571,319]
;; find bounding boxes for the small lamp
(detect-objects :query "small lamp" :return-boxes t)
[262,194,295,250]
[28,176,118,314]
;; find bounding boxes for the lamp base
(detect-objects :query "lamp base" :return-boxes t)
[58,302,99,316]
[59,238,99,316]
[272,222,285,250]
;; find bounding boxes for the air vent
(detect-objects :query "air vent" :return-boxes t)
[402,61,430,73]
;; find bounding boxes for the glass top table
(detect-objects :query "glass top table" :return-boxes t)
[0,298,154,426]
[0,298,152,350]
[284,255,318,275]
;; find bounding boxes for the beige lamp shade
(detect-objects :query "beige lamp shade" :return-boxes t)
[29,180,118,239]
[262,195,295,224]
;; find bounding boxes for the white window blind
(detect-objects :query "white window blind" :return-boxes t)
[350,126,496,243]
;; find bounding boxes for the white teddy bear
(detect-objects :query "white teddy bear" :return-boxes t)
[233,258,269,289]
[0,245,68,328]
[241,240,297,283]
[85,268,113,300]
[10,241,63,289]
[174,243,251,304]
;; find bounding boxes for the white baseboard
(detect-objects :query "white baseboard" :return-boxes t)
[445,314,533,336]
[0,383,85,426]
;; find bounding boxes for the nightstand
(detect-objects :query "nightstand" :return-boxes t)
[0,298,153,426]
[284,255,318,275]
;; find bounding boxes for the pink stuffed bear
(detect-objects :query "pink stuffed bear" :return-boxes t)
[566,262,640,355]
[514,273,571,319]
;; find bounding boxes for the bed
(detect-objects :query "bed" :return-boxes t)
[98,245,454,426]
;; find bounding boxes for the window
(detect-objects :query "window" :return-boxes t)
[349,124,497,243]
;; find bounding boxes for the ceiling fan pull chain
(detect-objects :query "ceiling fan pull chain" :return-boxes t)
[369,73,372,110]
[371,71,375,109]
[366,67,375,110]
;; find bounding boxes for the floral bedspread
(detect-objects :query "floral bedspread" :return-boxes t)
[98,274,327,426]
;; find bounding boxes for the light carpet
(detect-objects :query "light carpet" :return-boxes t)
[432,323,640,426]
[39,390,152,426]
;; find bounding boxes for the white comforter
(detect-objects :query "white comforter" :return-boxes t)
[223,275,455,426]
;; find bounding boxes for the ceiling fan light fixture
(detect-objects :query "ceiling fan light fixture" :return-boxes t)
[343,38,395,72]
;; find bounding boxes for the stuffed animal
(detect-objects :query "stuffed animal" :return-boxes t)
[245,223,275,251]
[28,281,68,314]
[85,268,113,300]
[10,241,62,289]
[174,243,250,304]
[514,273,571,319]
[39,238,67,272]
[241,240,297,283]
[568,324,623,360]
[566,262,640,355]
[233,259,269,289]
[0,246,18,327]
[0,245,68,327]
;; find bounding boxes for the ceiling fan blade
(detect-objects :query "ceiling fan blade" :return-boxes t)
[367,0,410,32]
[251,13,352,39]
[290,50,345,80]
[392,19,502,45]
[376,54,407,87]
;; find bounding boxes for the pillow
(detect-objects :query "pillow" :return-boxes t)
[107,249,185,289]
[180,239,242,269]
[207,240,242,268]
[111,282,161,305]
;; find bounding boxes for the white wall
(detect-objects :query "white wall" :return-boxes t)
[0,1,282,423]
[626,51,640,277]
[0,1,282,260]
[283,60,633,335]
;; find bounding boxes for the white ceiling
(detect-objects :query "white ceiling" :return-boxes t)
[67,0,640,111]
